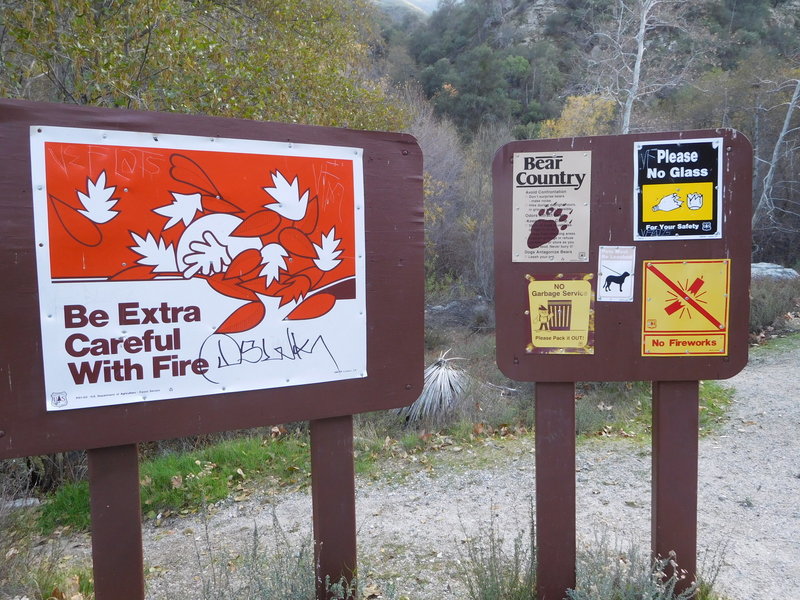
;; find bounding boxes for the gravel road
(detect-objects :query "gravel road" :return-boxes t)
[67,336,798,599]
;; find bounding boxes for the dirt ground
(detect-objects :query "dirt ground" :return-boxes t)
[58,336,800,599]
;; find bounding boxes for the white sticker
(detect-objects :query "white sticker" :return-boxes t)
[597,246,635,302]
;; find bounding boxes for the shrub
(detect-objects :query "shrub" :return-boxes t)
[195,514,316,600]
[749,275,800,332]
[456,502,537,600]
[183,510,377,600]
[567,535,697,600]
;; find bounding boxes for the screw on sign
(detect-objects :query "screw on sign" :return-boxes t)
[661,275,709,316]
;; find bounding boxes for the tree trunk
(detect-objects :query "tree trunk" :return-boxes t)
[621,0,651,134]
[752,77,800,229]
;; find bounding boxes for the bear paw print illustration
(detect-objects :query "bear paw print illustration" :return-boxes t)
[527,205,573,249]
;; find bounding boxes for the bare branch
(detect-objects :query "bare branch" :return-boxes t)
[753,77,800,229]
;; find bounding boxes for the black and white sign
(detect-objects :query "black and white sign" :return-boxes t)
[633,138,722,241]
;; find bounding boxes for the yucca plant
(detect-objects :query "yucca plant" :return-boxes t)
[399,350,470,425]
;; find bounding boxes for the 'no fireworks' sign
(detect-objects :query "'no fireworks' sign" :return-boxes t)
[32,127,367,411]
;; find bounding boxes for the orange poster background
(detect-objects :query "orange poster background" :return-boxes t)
[44,142,356,282]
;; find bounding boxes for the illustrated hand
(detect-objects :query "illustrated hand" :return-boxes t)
[183,231,232,277]
[652,193,682,212]
[687,193,703,210]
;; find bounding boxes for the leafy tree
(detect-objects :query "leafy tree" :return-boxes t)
[405,0,562,135]
[460,122,512,298]
[539,94,617,138]
[401,85,467,292]
[0,0,405,130]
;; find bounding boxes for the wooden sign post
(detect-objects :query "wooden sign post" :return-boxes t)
[535,382,577,598]
[493,130,752,599]
[311,416,358,599]
[0,98,424,600]
[87,445,145,600]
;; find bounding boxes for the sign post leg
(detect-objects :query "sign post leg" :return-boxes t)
[311,415,357,600]
[652,380,698,591]
[87,444,144,600]
[535,382,576,600]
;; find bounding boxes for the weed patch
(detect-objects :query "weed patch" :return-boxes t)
[457,501,537,600]
[567,532,727,600]
[38,480,90,533]
[1,471,93,600]
[750,330,800,354]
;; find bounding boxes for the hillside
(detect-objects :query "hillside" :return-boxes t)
[376,0,800,271]
[374,0,438,16]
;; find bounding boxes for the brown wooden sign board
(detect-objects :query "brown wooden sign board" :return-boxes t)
[493,129,751,383]
[0,99,424,460]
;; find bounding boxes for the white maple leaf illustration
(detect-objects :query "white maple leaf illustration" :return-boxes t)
[182,231,232,278]
[263,171,309,221]
[260,243,289,284]
[155,192,203,230]
[313,228,343,272]
[77,171,119,224]
[130,232,178,273]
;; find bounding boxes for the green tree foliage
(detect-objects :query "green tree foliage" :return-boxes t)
[377,0,800,285]
[0,0,405,130]
[404,0,568,135]
[706,0,799,67]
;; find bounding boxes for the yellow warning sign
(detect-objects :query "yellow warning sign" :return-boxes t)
[641,181,715,223]
[642,259,730,356]
[528,275,594,354]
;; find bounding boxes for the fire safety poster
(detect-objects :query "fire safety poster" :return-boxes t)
[31,126,367,411]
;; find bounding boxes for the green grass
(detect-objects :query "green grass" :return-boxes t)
[28,560,94,600]
[750,330,800,354]
[36,388,735,534]
[698,381,733,434]
[575,379,732,439]
[38,432,387,534]
[38,480,90,533]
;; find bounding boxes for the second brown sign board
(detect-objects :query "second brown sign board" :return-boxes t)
[493,129,752,383]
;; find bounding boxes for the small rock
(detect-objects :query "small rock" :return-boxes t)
[751,262,800,280]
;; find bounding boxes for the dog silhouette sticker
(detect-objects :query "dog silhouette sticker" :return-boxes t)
[603,271,630,292]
